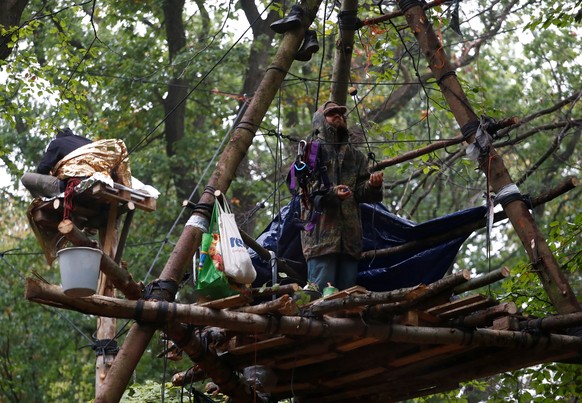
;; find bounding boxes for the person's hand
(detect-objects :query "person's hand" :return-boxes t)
[336,185,352,200]
[369,171,383,189]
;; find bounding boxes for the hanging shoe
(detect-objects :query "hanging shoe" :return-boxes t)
[270,4,304,33]
[295,30,320,61]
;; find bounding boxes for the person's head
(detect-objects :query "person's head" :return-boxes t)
[322,101,348,130]
[56,127,74,138]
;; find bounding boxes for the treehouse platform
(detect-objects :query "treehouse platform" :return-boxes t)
[24,268,582,403]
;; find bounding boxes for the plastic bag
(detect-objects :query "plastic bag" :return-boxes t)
[195,204,240,299]
[216,199,257,284]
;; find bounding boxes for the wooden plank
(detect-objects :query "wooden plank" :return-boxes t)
[228,336,294,355]
[321,367,386,388]
[387,344,469,368]
[336,337,380,352]
[304,285,368,314]
[425,294,490,316]
[89,182,156,212]
[437,299,497,319]
[276,352,340,369]
[199,294,251,310]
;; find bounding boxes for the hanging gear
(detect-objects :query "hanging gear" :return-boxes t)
[286,140,332,233]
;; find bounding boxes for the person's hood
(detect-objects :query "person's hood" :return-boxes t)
[56,128,74,138]
[312,101,348,143]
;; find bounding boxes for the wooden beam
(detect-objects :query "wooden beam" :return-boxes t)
[58,220,98,248]
[25,278,582,352]
[453,266,510,294]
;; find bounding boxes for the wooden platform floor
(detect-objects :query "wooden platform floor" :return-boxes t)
[171,283,581,402]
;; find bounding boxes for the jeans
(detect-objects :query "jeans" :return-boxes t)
[307,254,359,292]
[21,172,63,198]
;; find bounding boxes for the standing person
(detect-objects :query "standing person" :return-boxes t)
[298,101,383,292]
[21,128,92,198]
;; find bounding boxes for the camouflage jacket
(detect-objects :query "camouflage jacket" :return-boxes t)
[299,104,383,261]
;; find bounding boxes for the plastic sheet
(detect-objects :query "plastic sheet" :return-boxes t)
[250,198,486,292]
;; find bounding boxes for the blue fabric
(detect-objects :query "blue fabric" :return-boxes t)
[250,197,486,292]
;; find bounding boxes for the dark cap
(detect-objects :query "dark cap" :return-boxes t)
[56,127,74,137]
[322,102,348,117]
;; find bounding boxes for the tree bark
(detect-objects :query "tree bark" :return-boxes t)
[397,0,580,314]
[330,0,358,105]
[25,277,582,352]
[0,0,30,60]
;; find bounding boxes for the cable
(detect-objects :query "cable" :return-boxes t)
[0,251,94,344]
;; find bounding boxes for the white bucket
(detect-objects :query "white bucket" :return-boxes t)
[57,247,103,297]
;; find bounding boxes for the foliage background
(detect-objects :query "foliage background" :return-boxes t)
[0,0,580,401]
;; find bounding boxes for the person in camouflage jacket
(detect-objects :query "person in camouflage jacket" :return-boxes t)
[299,101,383,292]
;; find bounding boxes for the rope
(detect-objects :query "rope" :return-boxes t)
[63,178,82,221]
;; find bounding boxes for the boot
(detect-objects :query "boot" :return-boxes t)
[270,4,304,33]
[295,30,319,61]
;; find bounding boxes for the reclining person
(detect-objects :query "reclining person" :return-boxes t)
[22,128,132,199]
[21,128,92,198]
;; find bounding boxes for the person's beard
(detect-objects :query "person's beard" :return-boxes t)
[337,125,349,141]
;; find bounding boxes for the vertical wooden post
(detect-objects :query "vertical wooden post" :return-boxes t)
[94,1,325,402]
[397,0,580,314]
[95,203,120,396]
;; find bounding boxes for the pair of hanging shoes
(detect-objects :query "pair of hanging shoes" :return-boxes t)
[270,6,319,62]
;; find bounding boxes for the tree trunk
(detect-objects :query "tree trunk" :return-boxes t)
[330,0,358,105]
[397,0,580,314]
[0,0,30,60]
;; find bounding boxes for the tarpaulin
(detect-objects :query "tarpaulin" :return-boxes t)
[250,197,486,292]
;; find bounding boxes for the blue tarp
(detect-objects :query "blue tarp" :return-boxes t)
[250,197,486,292]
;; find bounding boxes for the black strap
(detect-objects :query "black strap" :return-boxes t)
[338,10,363,30]
[143,279,179,302]
[398,0,422,13]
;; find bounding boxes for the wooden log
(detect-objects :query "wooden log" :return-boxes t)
[25,277,582,352]
[519,311,582,332]
[58,220,98,248]
[307,284,423,316]
[100,260,139,300]
[199,294,252,310]
[425,294,496,317]
[365,270,471,317]
[251,283,301,297]
[448,302,518,328]
[453,267,510,294]
[234,295,295,315]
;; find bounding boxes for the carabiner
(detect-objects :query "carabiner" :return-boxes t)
[297,140,307,159]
